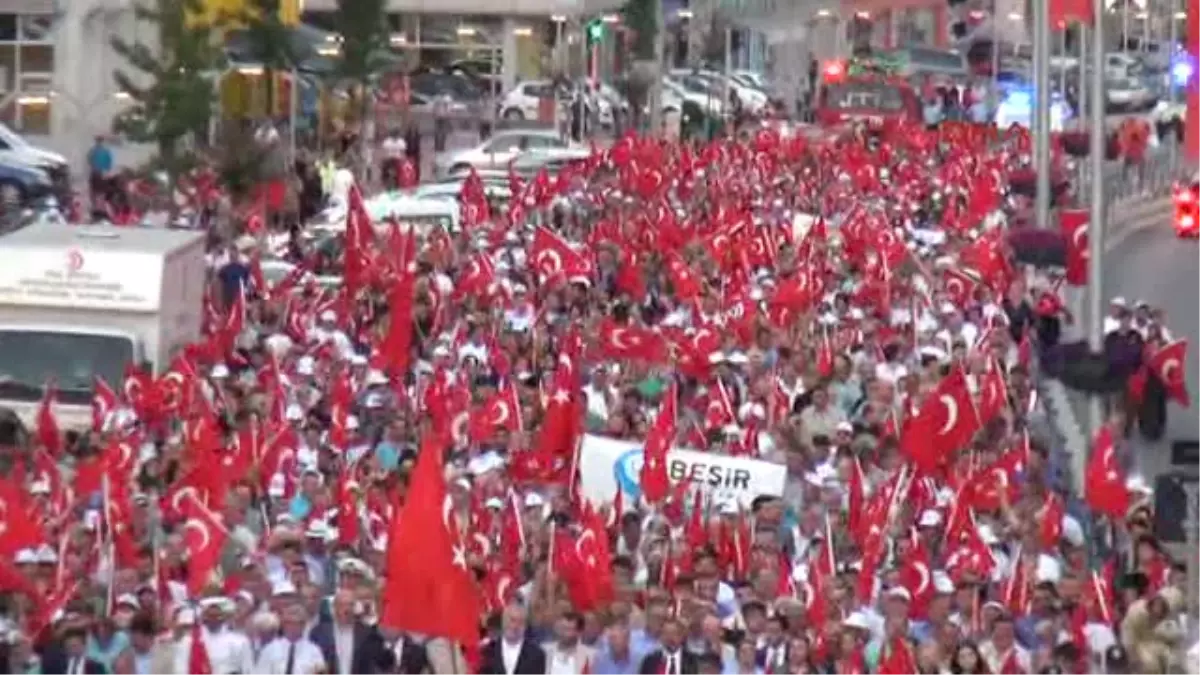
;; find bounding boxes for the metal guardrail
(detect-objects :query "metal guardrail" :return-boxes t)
[1075,141,1188,221]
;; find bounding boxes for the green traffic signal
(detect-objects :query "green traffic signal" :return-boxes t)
[587,21,604,41]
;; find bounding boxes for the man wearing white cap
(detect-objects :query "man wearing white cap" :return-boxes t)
[308,310,354,360]
[174,598,255,674]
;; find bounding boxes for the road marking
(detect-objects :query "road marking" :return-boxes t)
[1105,197,1173,252]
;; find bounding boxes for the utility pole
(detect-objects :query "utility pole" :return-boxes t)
[1086,0,1106,438]
[1034,0,1053,228]
[648,0,666,135]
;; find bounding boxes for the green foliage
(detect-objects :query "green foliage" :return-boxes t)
[110,0,225,170]
[226,0,305,72]
[331,0,391,86]
[207,122,270,202]
[622,0,659,60]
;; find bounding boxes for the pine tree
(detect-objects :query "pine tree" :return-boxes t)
[110,0,226,179]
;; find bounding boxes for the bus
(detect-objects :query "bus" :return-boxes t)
[814,63,922,126]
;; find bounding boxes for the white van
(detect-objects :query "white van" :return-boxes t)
[0,225,206,426]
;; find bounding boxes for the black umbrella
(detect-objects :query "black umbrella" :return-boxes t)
[1007,227,1067,268]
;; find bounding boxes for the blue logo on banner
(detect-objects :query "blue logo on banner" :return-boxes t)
[614,448,644,500]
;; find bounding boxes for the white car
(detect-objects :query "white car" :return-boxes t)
[1106,77,1156,110]
[662,76,724,117]
[258,258,341,292]
[671,69,769,113]
[497,80,557,121]
[432,129,590,179]
[731,69,770,91]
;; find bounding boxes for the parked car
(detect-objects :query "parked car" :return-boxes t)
[0,122,68,194]
[0,159,54,205]
[671,69,769,113]
[1106,76,1156,111]
[662,76,725,117]
[432,129,589,178]
[497,80,560,121]
[411,72,486,102]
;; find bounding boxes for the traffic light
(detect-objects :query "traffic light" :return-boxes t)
[586,20,604,43]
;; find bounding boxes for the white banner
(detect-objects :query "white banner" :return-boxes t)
[578,434,788,508]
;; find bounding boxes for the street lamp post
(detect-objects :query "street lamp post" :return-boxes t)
[1034,0,1053,229]
[1086,0,1106,438]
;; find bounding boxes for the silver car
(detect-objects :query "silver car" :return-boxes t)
[432,129,589,179]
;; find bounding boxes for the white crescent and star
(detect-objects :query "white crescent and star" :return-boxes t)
[536,249,564,277]
[575,529,597,566]
[183,519,211,553]
[938,395,959,435]
[490,402,511,427]
[1162,357,1181,382]
[451,411,470,445]
[610,328,633,351]
[913,561,931,597]
[496,575,513,605]
[442,495,468,570]
[171,487,197,515]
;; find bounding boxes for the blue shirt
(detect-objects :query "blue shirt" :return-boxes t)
[629,629,660,658]
[87,630,129,671]
[374,440,401,472]
[591,646,646,675]
[289,493,313,520]
[88,145,113,174]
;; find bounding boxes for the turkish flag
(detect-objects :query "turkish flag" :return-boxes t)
[35,384,60,457]
[640,379,677,504]
[1147,339,1190,407]
[1060,209,1089,286]
[188,622,213,675]
[901,366,980,471]
[1084,425,1130,519]
[1038,493,1065,549]
[381,432,482,647]
[182,495,228,594]
[898,537,935,618]
[470,381,522,442]
[531,227,593,286]
[877,639,917,675]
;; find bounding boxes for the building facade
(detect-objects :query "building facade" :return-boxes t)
[5,0,626,166]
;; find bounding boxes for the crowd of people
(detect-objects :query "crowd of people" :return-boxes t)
[0,118,1193,675]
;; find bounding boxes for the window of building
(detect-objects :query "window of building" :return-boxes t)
[0,15,15,42]
[0,12,55,135]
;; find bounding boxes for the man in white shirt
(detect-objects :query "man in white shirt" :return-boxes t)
[256,603,327,675]
[480,604,547,674]
[542,612,595,675]
[173,598,256,675]
[979,614,1031,674]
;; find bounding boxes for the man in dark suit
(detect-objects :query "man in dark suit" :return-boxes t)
[308,590,395,674]
[41,627,107,674]
[640,618,698,674]
[479,604,546,675]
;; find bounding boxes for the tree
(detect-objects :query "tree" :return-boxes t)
[226,0,308,119]
[331,0,391,154]
[111,0,226,180]
[622,0,659,61]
